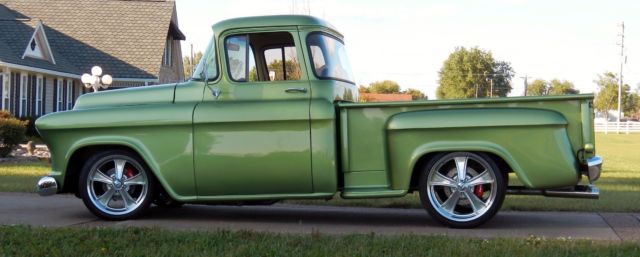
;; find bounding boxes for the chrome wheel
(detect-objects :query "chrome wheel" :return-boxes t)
[84,154,149,217]
[420,152,505,228]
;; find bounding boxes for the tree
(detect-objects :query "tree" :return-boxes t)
[359,81,427,101]
[526,79,548,96]
[491,61,515,97]
[625,93,640,118]
[358,85,370,93]
[548,79,579,95]
[369,80,401,94]
[526,79,578,96]
[594,72,630,119]
[403,88,427,100]
[183,51,203,79]
[436,47,514,99]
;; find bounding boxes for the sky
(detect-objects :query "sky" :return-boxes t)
[175,0,640,99]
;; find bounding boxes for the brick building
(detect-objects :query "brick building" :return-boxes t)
[0,0,184,118]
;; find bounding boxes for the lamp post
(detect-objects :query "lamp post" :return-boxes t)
[81,66,112,92]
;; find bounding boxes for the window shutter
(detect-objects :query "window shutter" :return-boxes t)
[0,74,3,108]
[11,73,18,116]
[62,79,67,111]
[53,78,57,112]
[9,73,13,114]
[42,78,46,115]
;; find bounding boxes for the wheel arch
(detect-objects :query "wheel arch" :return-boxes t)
[62,139,174,199]
[406,142,525,191]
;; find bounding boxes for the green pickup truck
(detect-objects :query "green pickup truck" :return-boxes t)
[35,15,602,228]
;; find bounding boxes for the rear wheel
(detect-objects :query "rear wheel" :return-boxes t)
[419,152,505,228]
[79,150,155,220]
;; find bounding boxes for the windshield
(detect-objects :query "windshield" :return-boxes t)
[192,35,218,81]
[306,33,355,83]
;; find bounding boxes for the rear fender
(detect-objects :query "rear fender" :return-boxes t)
[386,108,580,189]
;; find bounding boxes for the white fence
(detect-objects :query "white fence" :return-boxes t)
[595,121,640,134]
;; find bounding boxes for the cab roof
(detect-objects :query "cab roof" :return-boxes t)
[212,15,342,38]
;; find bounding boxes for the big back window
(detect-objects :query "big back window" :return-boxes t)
[306,33,355,83]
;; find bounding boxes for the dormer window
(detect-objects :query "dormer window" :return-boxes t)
[163,36,173,67]
[22,21,56,64]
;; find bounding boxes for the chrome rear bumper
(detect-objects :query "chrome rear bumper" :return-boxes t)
[36,176,58,196]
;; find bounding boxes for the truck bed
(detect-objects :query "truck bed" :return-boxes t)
[337,94,595,197]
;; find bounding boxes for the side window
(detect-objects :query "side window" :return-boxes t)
[225,35,257,82]
[225,32,301,83]
[264,46,301,81]
[192,34,218,81]
[309,45,325,73]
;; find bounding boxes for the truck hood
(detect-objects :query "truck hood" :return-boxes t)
[73,83,176,110]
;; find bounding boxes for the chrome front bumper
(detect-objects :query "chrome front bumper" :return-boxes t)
[36,176,58,196]
[586,156,603,183]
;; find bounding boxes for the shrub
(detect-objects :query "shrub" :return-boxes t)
[0,111,27,157]
[19,116,39,138]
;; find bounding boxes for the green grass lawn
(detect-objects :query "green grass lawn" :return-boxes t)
[0,162,49,192]
[0,226,637,257]
[1,134,639,212]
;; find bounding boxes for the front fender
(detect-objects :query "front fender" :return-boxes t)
[56,136,196,201]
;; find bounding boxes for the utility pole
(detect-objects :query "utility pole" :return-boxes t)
[190,43,194,77]
[489,78,493,97]
[520,75,531,96]
[617,22,625,133]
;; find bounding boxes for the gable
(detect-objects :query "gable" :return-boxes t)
[0,0,183,80]
[21,21,55,64]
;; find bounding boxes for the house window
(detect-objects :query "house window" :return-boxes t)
[35,77,43,116]
[163,36,172,66]
[1,73,7,111]
[66,80,73,110]
[19,74,27,117]
[56,79,63,111]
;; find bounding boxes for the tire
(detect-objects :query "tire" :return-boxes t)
[78,150,155,220]
[419,152,506,228]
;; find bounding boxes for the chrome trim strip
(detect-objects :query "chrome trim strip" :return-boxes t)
[506,185,599,199]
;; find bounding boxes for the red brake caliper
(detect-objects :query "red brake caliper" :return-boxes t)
[124,167,135,179]
[473,185,484,198]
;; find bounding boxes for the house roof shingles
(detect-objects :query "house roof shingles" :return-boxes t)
[0,0,179,80]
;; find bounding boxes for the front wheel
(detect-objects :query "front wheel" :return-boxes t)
[419,152,506,228]
[79,150,155,220]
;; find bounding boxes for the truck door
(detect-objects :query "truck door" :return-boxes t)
[193,29,313,196]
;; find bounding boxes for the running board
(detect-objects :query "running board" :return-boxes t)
[506,185,599,199]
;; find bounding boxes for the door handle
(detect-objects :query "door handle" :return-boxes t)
[285,87,307,93]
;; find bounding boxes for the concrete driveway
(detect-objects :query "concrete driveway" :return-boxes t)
[1,192,638,241]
